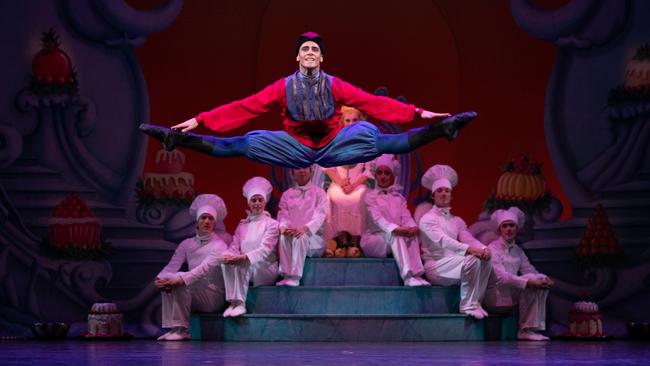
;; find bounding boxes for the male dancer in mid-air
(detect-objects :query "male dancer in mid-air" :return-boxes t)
[140,32,477,168]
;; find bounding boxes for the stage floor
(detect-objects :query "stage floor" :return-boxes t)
[1,340,649,365]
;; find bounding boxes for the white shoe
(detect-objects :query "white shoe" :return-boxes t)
[285,278,300,286]
[477,304,489,318]
[404,277,431,287]
[462,308,486,319]
[229,304,247,317]
[276,278,288,286]
[518,329,549,341]
[165,327,190,341]
[223,305,235,318]
[157,329,175,341]
[276,278,300,287]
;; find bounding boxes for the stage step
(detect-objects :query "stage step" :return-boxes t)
[599,180,650,200]
[571,198,650,218]
[190,313,486,341]
[533,216,650,240]
[247,286,459,315]
[301,258,402,286]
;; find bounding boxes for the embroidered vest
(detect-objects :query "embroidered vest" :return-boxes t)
[285,70,335,122]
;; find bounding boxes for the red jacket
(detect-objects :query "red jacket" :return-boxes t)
[196,76,416,149]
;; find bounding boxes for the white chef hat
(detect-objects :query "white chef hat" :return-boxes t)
[421,164,458,192]
[242,176,273,202]
[490,206,525,230]
[189,194,227,222]
[372,154,400,177]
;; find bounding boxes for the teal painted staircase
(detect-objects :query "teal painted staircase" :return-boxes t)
[190,258,518,341]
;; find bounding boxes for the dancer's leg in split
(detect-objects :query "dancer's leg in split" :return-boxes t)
[139,124,248,157]
[139,124,314,168]
[376,111,478,154]
[140,110,477,168]
[314,111,478,167]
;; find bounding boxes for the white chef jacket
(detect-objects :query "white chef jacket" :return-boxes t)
[158,233,229,286]
[364,185,416,240]
[419,206,486,262]
[230,212,279,264]
[277,183,327,239]
[487,237,543,307]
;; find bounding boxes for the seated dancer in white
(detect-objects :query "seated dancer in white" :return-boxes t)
[277,166,328,286]
[418,165,492,319]
[484,207,554,341]
[360,154,430,286]
[221,177,280,317]
[154,194,230,341]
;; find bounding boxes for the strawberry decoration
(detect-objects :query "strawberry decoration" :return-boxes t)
[46,194,105,259]
[30,28,78,95]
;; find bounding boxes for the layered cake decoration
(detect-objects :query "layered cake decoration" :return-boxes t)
[607,43,650,121]
[85,302,124,338]
[565,301,605,338]
[137,149,196,206]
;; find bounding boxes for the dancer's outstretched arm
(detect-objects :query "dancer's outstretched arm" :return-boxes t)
[418,109,450,119]
[334,78,449,124]
[170,78,285,134]
[173,117,199,133]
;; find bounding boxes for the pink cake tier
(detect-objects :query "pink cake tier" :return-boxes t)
[142,149,195,200]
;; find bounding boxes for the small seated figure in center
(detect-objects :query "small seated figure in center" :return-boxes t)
[324,106,372,257]
[221,177,280,317]
[276,166,328,286]
[360,154,430,286]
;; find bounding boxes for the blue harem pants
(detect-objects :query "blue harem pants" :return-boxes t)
[204,122,412,168]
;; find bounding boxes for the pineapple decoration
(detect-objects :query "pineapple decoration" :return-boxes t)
[576,204,623,267]
[29,28,78,95]
[484,155,552,214]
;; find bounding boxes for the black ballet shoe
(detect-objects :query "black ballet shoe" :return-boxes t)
[139,124,215,155]
[407,111,478,150]
[438,111,478,141]
[139,123,181,151]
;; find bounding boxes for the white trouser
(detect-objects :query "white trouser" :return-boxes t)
[424,255,491,312]
[361,232,425,281]
[483,273,549,330]
[278,234,324,279]
[222,260,278,304]
[160,276,225,329]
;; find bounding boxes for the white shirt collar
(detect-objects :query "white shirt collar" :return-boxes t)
[194,232,214,245]
[499,236,516,251]
[435,205,452,216]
